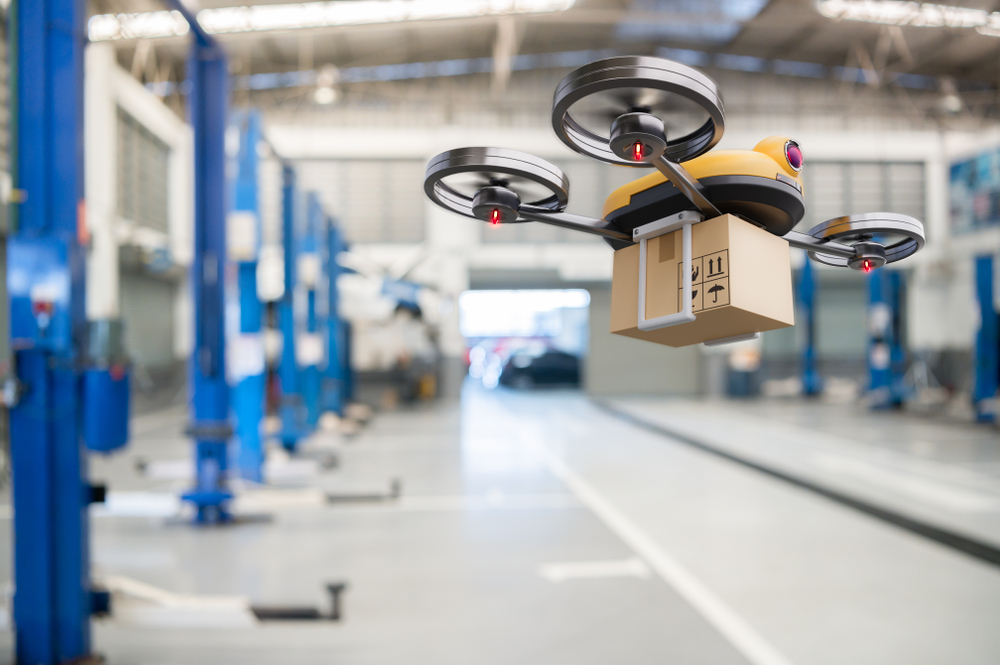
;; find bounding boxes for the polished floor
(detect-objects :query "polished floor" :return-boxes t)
[2,385,1000,664]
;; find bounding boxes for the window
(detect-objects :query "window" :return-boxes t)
[294,159,426,243]
[799,161,925,231]
[117,108,170,233]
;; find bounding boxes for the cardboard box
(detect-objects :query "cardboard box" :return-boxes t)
[610,214,794,347]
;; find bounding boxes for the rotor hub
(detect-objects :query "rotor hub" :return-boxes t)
[847,241,887,272]
[472,186,521,224]
[609,112,667,163]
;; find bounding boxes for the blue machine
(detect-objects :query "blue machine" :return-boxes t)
[322,218,347,415]
[301,194,323,429]
[973,254,999,423]
[171,2,234,521]
[277,166,309,450]
[867,269,907,409]
[797,258,823,396]
[230,111,267,481]
[7,0,128,660]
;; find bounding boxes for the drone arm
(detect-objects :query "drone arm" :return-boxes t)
[650,156,722,219]
[518,205,632,242]
[783,230,856,259]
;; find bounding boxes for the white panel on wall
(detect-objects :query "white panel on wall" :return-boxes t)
[117,107,170,233]
[292,159,426,244]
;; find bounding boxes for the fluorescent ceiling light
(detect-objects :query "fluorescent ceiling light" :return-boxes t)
[89,0,576,41]
[88,11,190,41]
[817,0,1000,36]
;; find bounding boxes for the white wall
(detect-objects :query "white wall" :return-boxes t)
[85,43,194,360]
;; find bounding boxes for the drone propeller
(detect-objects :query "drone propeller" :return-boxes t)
[424,147,569,226]
[575,87,702,139]
[423,147,630,241]
[552,56,725,167]
[551,56,726,220]
[785,213,925,271]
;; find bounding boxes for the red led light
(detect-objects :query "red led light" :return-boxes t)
[863,259,872,273]
[633,142,644,161]
[491,209,500,225]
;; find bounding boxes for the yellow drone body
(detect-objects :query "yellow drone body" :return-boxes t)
[602,137,806,237]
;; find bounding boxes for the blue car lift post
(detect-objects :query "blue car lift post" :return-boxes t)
[277,166,308,450]
[973,254,999,423]
[8,0,128,661]
[231,110,266,481]
[322,217,347,415]
[797,257,823,396]
[170,2,234,521]
[301,193,323,429]
[867,268,907,409]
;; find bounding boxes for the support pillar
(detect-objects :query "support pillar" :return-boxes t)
[230,111,265,482]
[322,218,346,415]
[8,0,94,661]
[798,258,822,396]
[300,194,322,430]
[277,166,306,451]
[867,269,906,409]
[180,22,232,522]
[973,254,999,423]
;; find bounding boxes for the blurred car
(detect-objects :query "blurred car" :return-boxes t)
[499,350,581,389]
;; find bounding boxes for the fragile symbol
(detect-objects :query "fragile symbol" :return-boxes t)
[692,265,699,281]
[707,283,725,303]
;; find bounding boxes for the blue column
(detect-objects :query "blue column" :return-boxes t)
[973,255,999,423]
[798,258,823,396]
[8,0,93,661]
[867,269,906,409]
[277,166,306,450]
[231,111,266,481]
[301,194,322,429]
[181,28,233,522]
[343,321,356,403]
[322,219,346,415]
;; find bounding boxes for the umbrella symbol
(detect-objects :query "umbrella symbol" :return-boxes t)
[708,283,725,303]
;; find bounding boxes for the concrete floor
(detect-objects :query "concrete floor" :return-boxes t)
[2,385,1000,664]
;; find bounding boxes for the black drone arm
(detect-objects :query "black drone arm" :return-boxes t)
[518,205,632,242]
[782,230,856,259]
[649,156,722,219]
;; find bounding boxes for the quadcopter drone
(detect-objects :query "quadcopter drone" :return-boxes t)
[423,56,925,345]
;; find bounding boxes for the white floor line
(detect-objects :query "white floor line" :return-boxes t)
[534,444,796,665]
[538,557,651,583]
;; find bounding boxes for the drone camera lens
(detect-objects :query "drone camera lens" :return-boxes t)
[785,141,803,171]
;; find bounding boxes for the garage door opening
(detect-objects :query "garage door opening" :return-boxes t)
[459,289,590,390]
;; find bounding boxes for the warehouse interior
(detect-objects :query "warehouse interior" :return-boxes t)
[1,0,1000,663]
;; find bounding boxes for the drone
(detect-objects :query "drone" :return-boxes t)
[423,56,925,347]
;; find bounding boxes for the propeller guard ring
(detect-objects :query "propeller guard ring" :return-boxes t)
[805,212,925,267]
[551,55,726,167]
[424,147,569,221]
